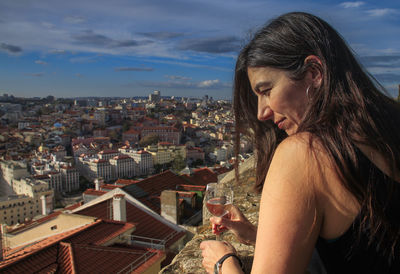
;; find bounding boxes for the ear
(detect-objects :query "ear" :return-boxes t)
[304,55,323,89]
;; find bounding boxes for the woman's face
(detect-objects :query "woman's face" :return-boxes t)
[247,66,309,136]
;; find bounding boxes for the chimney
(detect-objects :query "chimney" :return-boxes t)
[0,224,5,261]
[95,177,104,191]
[40,195,47,215]
[113,194,126,222]
[161,190,179,224]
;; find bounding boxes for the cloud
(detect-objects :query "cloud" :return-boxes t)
[136,78,230,89]
[178,36,241,53]
[198,79,220,88]
[72,30,114,46]
[64,16,87,24]
[75,73,84,77]
[360,55,400,68]
[41,22,55,29]
[26,73,44,77]
[165,75,192,81]
[49,49,67,54]
[0,43,22,53]
[72,30,152,48]
[115,67,154,71]
[339,2,365,8]
[373,73,400,83]
[35,60,48,65]
[138,32,185,40]
[69,55,100,63]
[366,8,398,17]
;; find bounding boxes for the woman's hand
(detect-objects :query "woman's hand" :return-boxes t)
[211,205,257,245]
[200,240,238,274]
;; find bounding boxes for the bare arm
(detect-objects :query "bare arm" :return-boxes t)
[251,135,323,273]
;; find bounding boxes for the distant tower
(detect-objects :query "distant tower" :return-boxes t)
[149,90,161,102]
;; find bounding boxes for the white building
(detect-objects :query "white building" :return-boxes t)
[60,166,80,192]
[130,150,154,176]
[76,157,113,182]
[109,155,137,179]
[97,149,119,160]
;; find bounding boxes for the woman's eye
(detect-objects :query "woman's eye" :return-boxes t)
[259,88,271,96]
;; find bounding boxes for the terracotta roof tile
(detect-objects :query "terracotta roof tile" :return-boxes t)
[182,168,218,186]
[0,221,165,274]
[69,243,164,273]
[83,189,107,196]
[75,199,185,248]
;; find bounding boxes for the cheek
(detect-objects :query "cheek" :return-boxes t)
[269,93,290,113]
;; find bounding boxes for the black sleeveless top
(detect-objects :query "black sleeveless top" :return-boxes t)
[316,146,400,274]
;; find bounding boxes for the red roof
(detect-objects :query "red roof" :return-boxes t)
[181,168,218,186]
[158,141,173,146]
[214,166,232,175]
[0,219,165,273]
[112,154,131,160]
[72,137,110,146]
[114,179,139,186]
[83,189,107,196]
[75,198,185,248]
[33,174,50,180]
[177,184,206,192]
[130,170,188,197]
[98,149,118,154]
[100,184,120,190]
[123,129,140,134]
[93,159,108,163]
[142,126,179,132]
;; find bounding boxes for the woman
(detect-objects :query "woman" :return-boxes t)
[200,12,400,273]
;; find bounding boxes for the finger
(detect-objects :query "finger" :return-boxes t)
[199,241,208,250]
[210,216,222,225]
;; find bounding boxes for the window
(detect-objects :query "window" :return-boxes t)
[51,225,57,230]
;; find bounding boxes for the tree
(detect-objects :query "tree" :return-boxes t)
[192,159,204,167]
[139,134,159,147]
[122,121,131,132]
[172,154,186,172]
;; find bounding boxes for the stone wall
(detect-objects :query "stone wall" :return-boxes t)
[160,156,259,273]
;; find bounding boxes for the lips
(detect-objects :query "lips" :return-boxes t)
[275,118,286,129]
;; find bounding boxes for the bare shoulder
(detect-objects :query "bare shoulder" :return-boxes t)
[272,132,328,173]
[267,132,336,202]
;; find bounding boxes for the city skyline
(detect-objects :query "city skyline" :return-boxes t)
[0,0,399,99]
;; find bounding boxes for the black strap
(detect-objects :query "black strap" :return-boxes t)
[214,253,243,274]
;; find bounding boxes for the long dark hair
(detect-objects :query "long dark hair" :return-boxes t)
[234,12,400,258]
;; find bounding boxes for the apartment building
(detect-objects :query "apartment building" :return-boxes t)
[60,165,80,192]
[141,126,181,144]
[97,149,119,160]
[76,157,113,182]
[0,177,53,225]
[109,154,136,179]
[0,161,30,185]
[130,150,154,176]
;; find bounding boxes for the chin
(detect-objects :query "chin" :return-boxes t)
[285,128,297,136]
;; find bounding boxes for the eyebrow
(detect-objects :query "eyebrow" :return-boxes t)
[254,81,272,93]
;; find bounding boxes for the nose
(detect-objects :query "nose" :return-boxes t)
[257,97,273,121]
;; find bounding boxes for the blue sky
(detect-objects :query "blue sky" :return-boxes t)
[0,0,399,99]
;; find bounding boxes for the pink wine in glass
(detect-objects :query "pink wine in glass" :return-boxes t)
[206,196,230,217]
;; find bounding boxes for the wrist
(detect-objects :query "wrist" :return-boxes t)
[214,253,243,274]
[221,256,243,273]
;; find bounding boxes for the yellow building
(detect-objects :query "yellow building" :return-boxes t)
[0,178,54,226]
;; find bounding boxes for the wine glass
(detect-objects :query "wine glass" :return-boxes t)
[205,182,233,240]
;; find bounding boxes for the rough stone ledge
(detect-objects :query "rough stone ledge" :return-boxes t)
[160,156,259,274]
